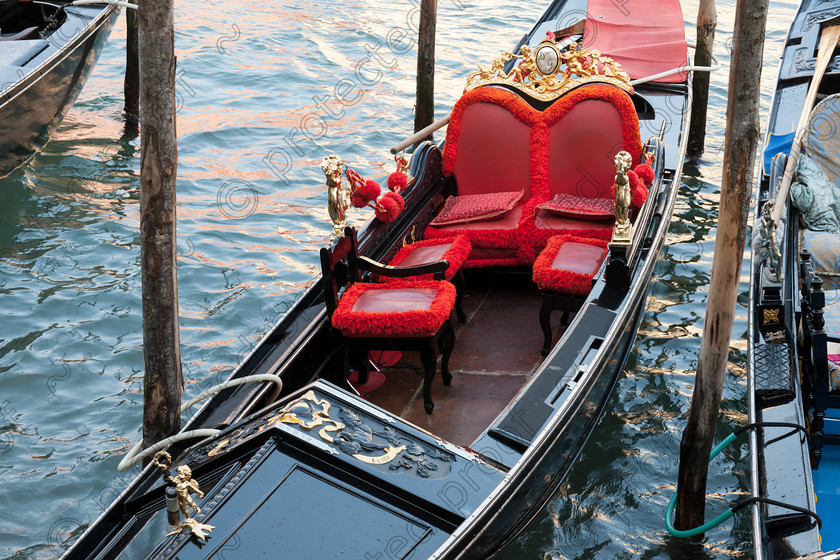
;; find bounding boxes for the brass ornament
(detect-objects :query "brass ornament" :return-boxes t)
[154,451,215,542]
[321,155,350,238]
[204,390,451,476]
[763,308,781,325]
[464,38,633,102]
[612,151,633,243]
[395,152,412,183]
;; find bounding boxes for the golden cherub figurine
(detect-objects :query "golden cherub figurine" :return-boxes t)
[321,155,350,238]
[154,451,215,542]
[613,151,633,241]
[172,464,204,517]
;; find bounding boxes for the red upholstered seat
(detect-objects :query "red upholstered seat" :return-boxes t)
[533,235,610,355]
[332,281,456,338]
[533,236,609,295]
[432,84,642,267]
[534,209,614,234]
[383,236,471,323]
[384,236,471,281]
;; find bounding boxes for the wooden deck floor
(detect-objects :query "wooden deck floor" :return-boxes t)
[356,272,568,447]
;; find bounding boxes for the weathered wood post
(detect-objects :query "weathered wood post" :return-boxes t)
[139,0,182,451]
[687,0,716,155]
[675,0,768,530]
[414,0,437,135]
[125,5,139,125]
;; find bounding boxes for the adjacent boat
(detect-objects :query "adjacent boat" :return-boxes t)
[61,0,696,558]
[0,0,119,177]
[749,0,840,558]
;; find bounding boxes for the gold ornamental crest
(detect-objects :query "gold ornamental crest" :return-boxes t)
[464,37,633,102]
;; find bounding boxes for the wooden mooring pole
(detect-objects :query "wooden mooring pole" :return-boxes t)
[124,5,139,125]
[675,0,768,530]
[687,0,716,156]
[139,0,182,451]
[414,0,437,136]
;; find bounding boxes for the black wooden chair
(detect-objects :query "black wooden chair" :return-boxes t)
[320,226,457,413]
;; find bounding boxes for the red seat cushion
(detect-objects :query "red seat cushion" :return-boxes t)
[535,194,615,219]
[384,236,471,281]
[429,190,524,226]
[332,280,456,337]
[532,236,609,296]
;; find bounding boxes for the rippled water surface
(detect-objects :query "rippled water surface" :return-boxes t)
[0,0,800,558]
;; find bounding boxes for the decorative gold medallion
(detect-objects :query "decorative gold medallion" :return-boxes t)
[464,38,633,102]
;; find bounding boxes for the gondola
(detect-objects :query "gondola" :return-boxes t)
[749,1,840,558]
[0,0,119,177]
[61,0,695,558]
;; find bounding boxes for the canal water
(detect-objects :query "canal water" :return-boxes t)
[0,0,798,558]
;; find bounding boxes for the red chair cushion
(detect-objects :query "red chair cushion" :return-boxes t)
[429,190,524,227]
[332,280,456,337]
[384,236,471,281]
[533,236,609,296]
[535,194,615,219]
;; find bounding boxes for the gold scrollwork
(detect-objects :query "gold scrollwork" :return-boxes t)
[464,38,633,102]
[212,391,410,467]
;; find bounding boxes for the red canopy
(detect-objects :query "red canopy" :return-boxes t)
[582,0,688,83]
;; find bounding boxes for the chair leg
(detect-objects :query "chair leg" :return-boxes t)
[540,294,554,356]
[453,271,467,323]
[440,315,455,386]
[349,347,369,385]
[559,310,570,326]
[420,344,437,414]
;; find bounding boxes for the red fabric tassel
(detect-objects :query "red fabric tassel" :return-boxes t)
[373,192,404,223]
[632,162,654,186]
[387,171,407,193]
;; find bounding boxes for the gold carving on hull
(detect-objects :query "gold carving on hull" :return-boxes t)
[464,38,633,102]
[763,308,780,325]
[261,391,410,465]
[203,390,453,476]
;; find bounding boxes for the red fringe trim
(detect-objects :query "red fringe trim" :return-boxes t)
[532,235,609,296]
[332,280,456,337]
[384,236,472,281]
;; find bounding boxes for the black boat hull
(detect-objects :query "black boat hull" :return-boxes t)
[0,4,119,177]
[59,0,691,556]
